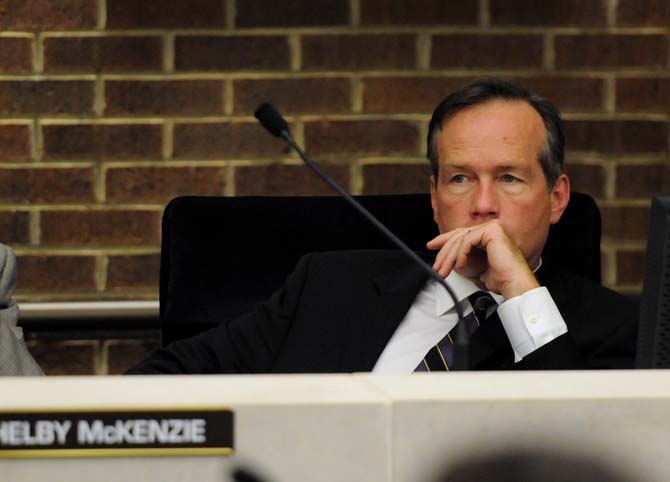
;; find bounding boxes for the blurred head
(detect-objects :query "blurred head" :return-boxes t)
[434,448,637,482]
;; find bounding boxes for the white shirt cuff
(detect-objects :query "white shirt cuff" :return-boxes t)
[496,286,568,362]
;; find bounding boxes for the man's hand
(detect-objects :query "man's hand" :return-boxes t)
[426,219,540,299]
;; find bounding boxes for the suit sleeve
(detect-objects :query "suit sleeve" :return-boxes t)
[126,254,314,374]
[516,276,638,370]
[0,244,44,376]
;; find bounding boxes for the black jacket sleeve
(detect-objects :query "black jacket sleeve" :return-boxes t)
[517,270,638,370]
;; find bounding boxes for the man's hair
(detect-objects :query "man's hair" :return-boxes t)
[426,78,565,190]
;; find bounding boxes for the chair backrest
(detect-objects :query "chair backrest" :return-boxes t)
[160,192,601,346]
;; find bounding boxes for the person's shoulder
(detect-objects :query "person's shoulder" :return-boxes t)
[545,267,637,328]
[546,268,638,368]
[554,269,633,305]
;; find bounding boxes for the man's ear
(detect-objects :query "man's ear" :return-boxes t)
[549,174,570,225]
[429,175,439,225]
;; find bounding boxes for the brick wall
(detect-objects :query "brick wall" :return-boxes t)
[24,328,160,376]
[1,0,669,373]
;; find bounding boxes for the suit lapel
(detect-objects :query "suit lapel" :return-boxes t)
[342,258,429,372]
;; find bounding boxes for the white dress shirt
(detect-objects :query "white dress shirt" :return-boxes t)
[372,260,567,372]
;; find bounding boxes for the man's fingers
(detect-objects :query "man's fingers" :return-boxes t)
[479,271,493,292]
[428,219,535,297]
[432,227,492,279]
[431,230,460,270]
[426,233,452,250]
[454,238,473,270]
[426,227,470,249]
[432,234,457,273]
[436,235,466,277]
[434,228,482,277]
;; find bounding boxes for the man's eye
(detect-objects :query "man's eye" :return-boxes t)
[451,174,466,183]
[502,174,518,183]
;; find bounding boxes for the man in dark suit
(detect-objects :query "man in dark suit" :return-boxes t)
[128,78,636,374]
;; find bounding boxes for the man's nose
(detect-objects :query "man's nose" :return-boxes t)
[471,181,499,219]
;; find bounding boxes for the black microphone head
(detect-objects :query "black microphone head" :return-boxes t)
[254,103,289,137]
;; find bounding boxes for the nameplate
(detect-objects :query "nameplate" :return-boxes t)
[0,408,234,458]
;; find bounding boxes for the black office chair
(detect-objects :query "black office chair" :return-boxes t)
[159,192,601,346]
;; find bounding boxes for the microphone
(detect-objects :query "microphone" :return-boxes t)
[254,103,470,371]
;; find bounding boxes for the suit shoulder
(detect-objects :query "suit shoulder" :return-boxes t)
[547,269,638,338]
[555,270,634,307]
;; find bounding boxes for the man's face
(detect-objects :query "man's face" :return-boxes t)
[429,99,569,269]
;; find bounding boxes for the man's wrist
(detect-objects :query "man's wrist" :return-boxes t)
[501,271,540,300]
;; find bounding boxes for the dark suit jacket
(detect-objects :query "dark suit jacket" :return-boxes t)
[128,250,637,374]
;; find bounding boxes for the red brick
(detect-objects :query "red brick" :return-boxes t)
[363,77,472,113]
[107,254,160,289]
[616,77,670,112]
[304,120,420,156]
[16,255,96,292]
[44,36,162,73]
[41,210,160,246]
[0,211,29,244]
[105,339,160,375]
[105,80,223,116]
[601,206,650,240]
[0,0,96,30]
[617,0,670,26]
[521,77,605,112]
[361,0,477,25]
[363,76,604,113]
[362,164,431,195]
[616,164,670,199]
[106,0,225,29]
[26,340,97,375]
[0,124,30,161]
[565,120,668,154]
[565,163,605,199]
[43,124,162,161]
[235,163,350,196]
[490,0,606,25]
[0,81,94,115]
[0,37,31,73]
[431,35,543,69]
[234,78,351,115]
[0,167,95,203]
[106,166,227,203]
[616,250,646,285]
[173,122,289,159]
[555,35,668,69]
[237,0,348,27]
[301,34,415,70]
[175,36,290,71]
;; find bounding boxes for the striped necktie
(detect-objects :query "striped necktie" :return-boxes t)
[415,291,496,372]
